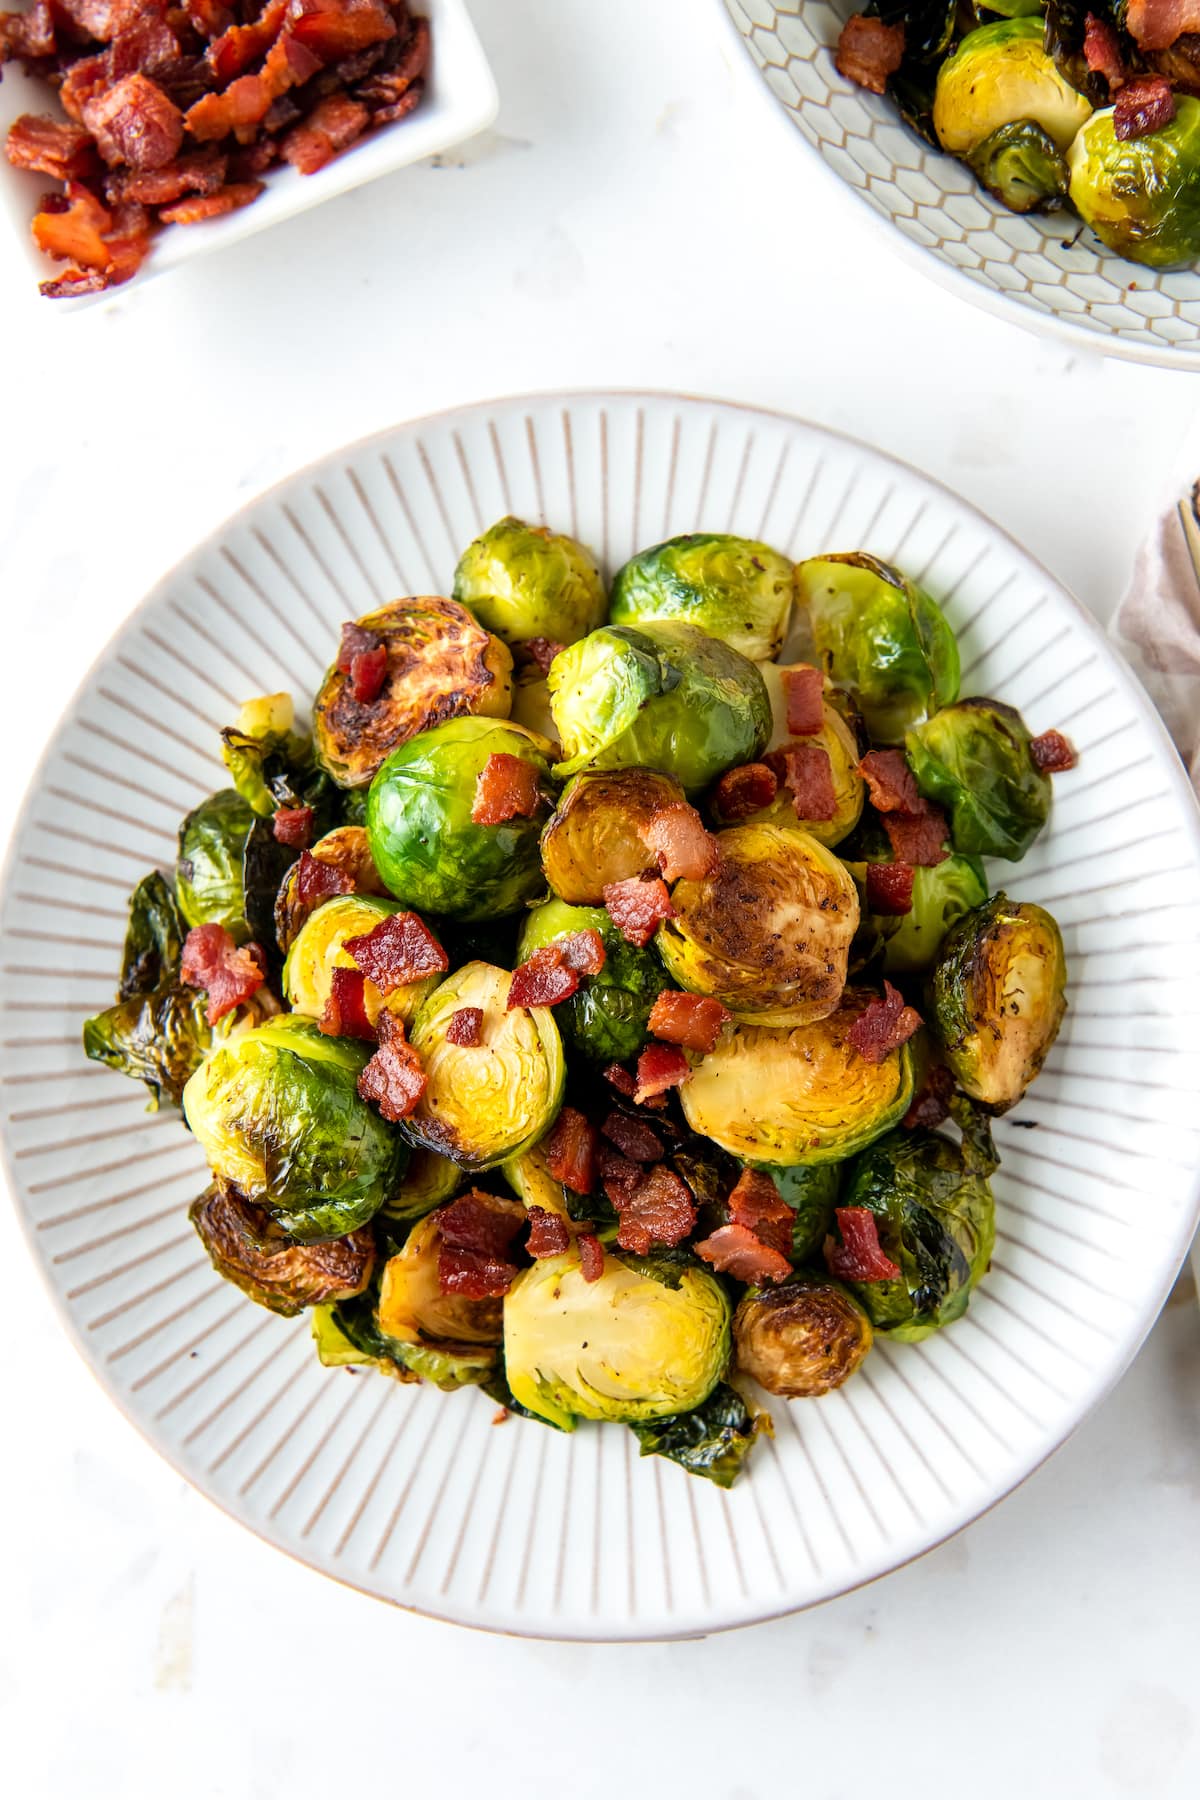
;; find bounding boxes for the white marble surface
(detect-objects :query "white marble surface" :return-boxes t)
[2,1,1199,1791]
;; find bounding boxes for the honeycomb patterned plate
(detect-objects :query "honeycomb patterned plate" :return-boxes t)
[721,0,1200,367]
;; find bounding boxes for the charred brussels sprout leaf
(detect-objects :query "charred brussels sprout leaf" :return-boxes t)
[176,789,255,938]
[1068,98,1200,269]
[517,897,660,1063]
[856,853,989,975]
[968,119,1070,211]
[220,690,335,825]
[118,872,184,1000]
[190,1183,375,1317]
[629,1380,760,1488]
[734,1277,873,1397]
[906,699,1051,860]
[84,982,212,1110]
[933,20,1092,159]
[540,766,685,904]
[453,516,606,647]
[609,533,795,662]
[874,0,958,62]
[768,1162,842,1262]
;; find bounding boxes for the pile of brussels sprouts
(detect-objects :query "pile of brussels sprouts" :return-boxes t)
[84,514,1072,1488]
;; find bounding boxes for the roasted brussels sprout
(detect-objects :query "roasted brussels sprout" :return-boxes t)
[404,962,565,1169]
[367,717,553,921]
[517,897,660,1063]
[857,853,989,975]
[325,1270,497,1390]
[769,1162,842,1262]
[313,597,514,789]
[905,699,1051,860]
[378,1212,510,1350]
[190,1182,375,1317]
[968,119,1070,212]
[749,666,865,847]
[282,893,439,1028]
[657,823,859,1025]
[182,1016,406,1241]
[549,621,771,793]
[733,1277,873,1397]
[629,1380,761,1488]
[795,554,960,744]
[379,1146,463,1224]
[453,516,606,647]
[932,20,1092,159]
[175,789,255,937]
[929,893,1066,1110]
[503,1136,573,1220]
[273,824,388,953]
[680,989,915,1165]
[504,1249,731,1430]
[837,1128,996,1340]
[609,534,795,662]
[540,766,685,903]
[1068,98,1200,269]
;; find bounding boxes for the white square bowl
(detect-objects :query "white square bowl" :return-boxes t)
[0,0,497,306]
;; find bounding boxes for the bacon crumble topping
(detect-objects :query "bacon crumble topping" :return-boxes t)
[356,1009,426,1120]
[543,1106,598,1194]
[824,1207,901,1283]
[847,982,922,1065]
[834,14,905,94]
[637,802,720,883]
[344,911,448,994]
[1030,729,1078,773]
[781,665,825,736]
[445,1006,483,1048]
[272,805,314,847]
[526,1206,571,1259]
[319,964,376,1040]
[764,743,837,821]
[610,1163,696,1255]
[865,861,914,917]
[180,922,266,1024]
[711,761,779,821]
[472,752,542,826]
[633,1041,691,1104]
[603,874,675,947]
[647,989,730,1054]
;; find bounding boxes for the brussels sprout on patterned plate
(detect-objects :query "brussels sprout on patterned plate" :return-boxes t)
[609,533,795,662]
[453,515,606,648]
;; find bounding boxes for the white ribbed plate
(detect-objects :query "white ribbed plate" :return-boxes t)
[3,392,1199,1641]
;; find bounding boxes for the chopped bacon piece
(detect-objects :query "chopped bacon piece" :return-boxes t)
[903,1063,955,1131]
[634,1041,691,1104]
[472,752,541,827]
[865,861,914,917]
[344,911,448,994]
[187,0,233,38]
[526,1206,571,1259]
[881,805,948,867]
[859,748,921,814]
[58,56,112,127]
[368,80,424,126]
[825,1207,901,1283]
[578,1232,605,1283]
[158,181,264,222]
[1030,730,1078,773]
[647,989,730,1055]
[604,1062,637,1099]
[727,1168,793,1260]
[1114,74,1176,137]
[1084,12,1126,87]
[446,1007,483,1048]
[601,1110,663,1163]
[105,148,228,206]
[711,761,778,821]
[439,1191,524,1258]
[39,267,109,298]
[0,0,54,58]
[108,13,180,82]
[296,847,354,905]
[847,982,922,1066]
[185,72,280,143]
[337,619,383,673]
[357,1010,426,1121]
[181,922,266,1025]
[5,115,95,182]
[611,1164,696,1255]
[603,875,674,947]
[835,13,905,94]
[84,74,183,172]
[543,1106,598,1195]
[695,1223,792,1285]
[782,665,825,736]
[515,637,565,676]
[507,946,580,1010]
[638,802,720,883]
[559,929,607,976]
[355,11,430,106]
[206,0,289,84]
[272,805,314,847]
[54,0,143,39]
[599,1144,643,1205]
[1125,0,1200,51]
[32,185,112,269]
[319,965,376,1041]
[765,743,837,821]
[281,91,370,173]
[437,1245,517,1299]
[289,0,397,61]
[349,643,388,705]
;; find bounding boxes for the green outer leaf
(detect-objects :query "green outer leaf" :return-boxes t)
[905,698,1050,860]
[83,983,211,1110]
[118,872,184,1000]
[629,1381,759,1489]
[176,789,255,938]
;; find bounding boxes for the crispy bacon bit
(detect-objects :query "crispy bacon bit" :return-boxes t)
[356,10,430,107]
[272,805,314,847]
[611,1164,696,1256]
[634,1041,691,1104]
[847,982,922,1066]
[158,180,263,222]
[603,1063,637,1098]
[638,802,720,884]
[5,115,96,182]
[903,1063,955,1131]
[881,805,948,867]
[187,0,234,39]
[865,861,914,916]
[55,0,146,41]
[765,744,837,822]
[472,752,541,827]
[206,0,289,84]
[319,965,376,1041]
[337,619,383,672]
[712,761,778,821]
[84,74,184,172]
[1030,729,1078,773]
[526,1206,571,1259]
[1084,12,1127,87]
[835,13,905,95]
[180,922,265,1025]
[289,0,397,61]
[727,1168,794,1260]
[349,643,388,705]
[1114,74,1177,137]
[603,875,675,947]
[0,0,55,58]
[446,1007,483,1048]
[39,267,108,297]
[695,1223,793,1285]
[600,1144,643,1205]
[281,91,370,173]
[105,148,228,206]
[825,1207,901,1283]
[32,185,112,269]
[544,1106,598,1194]
[559,929,607,976]
[357,1010,426,1121]
[344,911,448,994]
[515,637,565,676]
[437,1245,517,1299]
[578,1232,605,1283]
[782,664,825,736]
[439,1191,524,1258]
[1125,0,1200,52]
[601,1110,664,1164]
[507,946,580,1010]
[647,989,730,1055]
[859,747,921,814]
[296,848,355,905]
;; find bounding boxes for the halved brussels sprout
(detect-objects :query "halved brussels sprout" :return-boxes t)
[453,516,606,647]
[190,1182,375,1317]
[504,1136,573,1219]
[768,1161,842,1263]
[549,621,771,794]
[540,766,685,903]
[404,962,565,1169]
[657,823,859,1025]
[905,699,1051,860]
[379,1146,463,1225]
[733,1277,873,1397]
[503,1249,731,1430]
[968,119,1070,212]
[1069,97,1200,269]
[794,554,960,744]
[274,824,388,953]
[608,534,795,662]
[932,20,1092,158]
[629,1380,761,1488]
[837,1128,996,1341]
[367,716,553,921]
[929,893,1066,1111]
[313,597,514,789]
[182,1015,406,1241]
[748,666,866,847]
[855,853,989,976]
[517,897,660,1063]
[325,1274,496,1389]
[176,789,255,938]
[282,893,439,1028]
[378,1210,512,1350]
[680,989,915,1165]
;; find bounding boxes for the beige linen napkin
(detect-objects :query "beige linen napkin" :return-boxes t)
[1112,482,1200,793]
